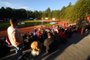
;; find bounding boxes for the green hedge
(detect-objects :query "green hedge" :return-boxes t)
[0,22,10,30]
[0,20,48,30]
[17,22,47,28]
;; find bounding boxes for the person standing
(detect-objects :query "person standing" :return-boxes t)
[7,18,23,60]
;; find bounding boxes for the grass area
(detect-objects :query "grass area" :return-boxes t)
[24,20,41,22]
[0,22,10,30]
[44,23,53,26]
[0,20,49,30]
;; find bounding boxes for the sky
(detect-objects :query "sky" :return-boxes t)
[0,0,77,11]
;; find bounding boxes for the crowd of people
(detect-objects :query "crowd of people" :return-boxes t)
[20,25,77,57]
[0,18,89,60]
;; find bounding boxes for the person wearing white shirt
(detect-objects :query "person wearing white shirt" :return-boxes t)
[7,18,23,59]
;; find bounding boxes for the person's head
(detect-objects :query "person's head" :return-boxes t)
[47,32,52,38]
[9,18,18,26]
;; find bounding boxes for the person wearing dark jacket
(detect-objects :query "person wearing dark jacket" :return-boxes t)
[44,32,53,53]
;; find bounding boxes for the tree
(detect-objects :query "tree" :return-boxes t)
[27,10,33,19]
[5,7,13,18]
[12,9,27,19]
[33,11,40,19]
[52,10,60,19]
[0,7,6,19]
[74,0,90,19]
[45,8,51,19]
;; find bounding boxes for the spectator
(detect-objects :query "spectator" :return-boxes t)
[30,41,40,56]
[7,18,23,60]
[44,32,53,54]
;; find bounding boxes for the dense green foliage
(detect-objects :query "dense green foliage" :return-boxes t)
[0,7,42,20]
[42,0,90,23]
[0,0,90,23]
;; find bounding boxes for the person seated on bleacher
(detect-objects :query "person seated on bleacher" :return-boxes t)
[44,32,53,54]
[30,41,40,56]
